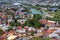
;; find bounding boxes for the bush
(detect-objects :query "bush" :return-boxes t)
[0,29,5,34]
[30,37,50,40]
[7,27,13,32]
[31,31,34,36]
[10,22,21,27]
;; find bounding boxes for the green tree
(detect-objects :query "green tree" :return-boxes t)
[54,11,60,21]
[46,11,60,22]
[10,22,21,27]
[30,37,50,40]
[24,7,31,13]
[23,14,42,28]
[0,9,2,12]
[0,29,5,34]
[33,14,42,21]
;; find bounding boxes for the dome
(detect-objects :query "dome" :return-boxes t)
[13,3,21,5]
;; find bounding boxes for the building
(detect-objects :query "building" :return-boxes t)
[40,20,56,27]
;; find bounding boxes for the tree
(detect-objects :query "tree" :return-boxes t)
[34,22,41,28]
[23,14,42,28]
[0,9,2,12]
[40,23,45,27]
[33,14,42,21]
[29,37,50,40]
[24,7,31,13]
[10,22,21,27]
[46,11,60,22]
[46,17,53,20]
[7,27,13,32]
[0,29,5,34]
[54,11,60,21]
[23,19,33,27]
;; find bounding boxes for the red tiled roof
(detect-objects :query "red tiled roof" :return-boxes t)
[47,29,54,34]
[40,20,55,25]
[40,20,47,24]
[1,16,7,19]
